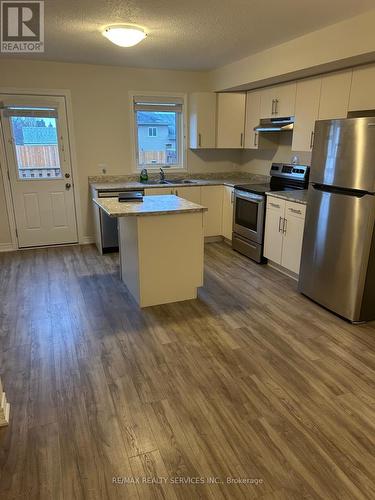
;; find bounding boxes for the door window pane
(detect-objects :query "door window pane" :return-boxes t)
[10,115,62,180]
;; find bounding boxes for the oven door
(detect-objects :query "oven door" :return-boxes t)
[233,190,265,243]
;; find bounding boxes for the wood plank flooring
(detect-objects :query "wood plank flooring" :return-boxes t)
[1,242,375,499]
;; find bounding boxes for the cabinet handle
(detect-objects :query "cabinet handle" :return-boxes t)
[231,190,234,203]
[274,99,279,115]
[278,216,283,232]
[283,218,287,235]
[271,99,275,115]
[240,132,243,147]
[310,131,315,149]
[254,132,258,147]
[175,189,178,196]
[289,208,302,215]
[270,202,281,208]
[198,133,202,147]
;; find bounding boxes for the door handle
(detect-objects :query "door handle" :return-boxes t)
[240,132,243,147]
[65,183,71,190]
[198,133,202,147]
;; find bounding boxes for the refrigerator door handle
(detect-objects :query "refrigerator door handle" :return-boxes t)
[312,184,370,198]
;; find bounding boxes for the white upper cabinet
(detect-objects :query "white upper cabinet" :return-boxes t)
[216,93,246,148]
[260,82,296,118]
[244,91,261,149]
[292,77,321,152]
[349,64,375,111]
[189,92,216,149]
[318,70,352,120]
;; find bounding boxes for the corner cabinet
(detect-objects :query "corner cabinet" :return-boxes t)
[189,92,216,149]
[264,196,306,276]
[216,93,246,148]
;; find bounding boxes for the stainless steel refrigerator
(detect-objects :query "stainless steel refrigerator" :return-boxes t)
[298,117,375,323]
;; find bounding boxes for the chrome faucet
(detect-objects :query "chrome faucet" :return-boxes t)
[159,168,165,182]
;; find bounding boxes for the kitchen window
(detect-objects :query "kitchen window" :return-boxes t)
[132,94,185,170]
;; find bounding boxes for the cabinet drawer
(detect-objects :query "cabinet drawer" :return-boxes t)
[266,197,285,211]
[285,201,306,219]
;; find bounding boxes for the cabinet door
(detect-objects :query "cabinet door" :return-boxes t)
[222,186,234,240]
[318,70,352,120]
[174,186,201,204]
[264,197,285,264]
[189,92,216,148]
[244,91,261,149]
[216,93,246,148]
[260,83,296,118]
[349,64,375,112]
[274,82,297,117]
[144,187,173,196]
[281,204,306,274]
[292,78,321,152]
[201,185,223,236]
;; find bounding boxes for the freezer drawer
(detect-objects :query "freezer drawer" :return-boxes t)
[298,186,375,322]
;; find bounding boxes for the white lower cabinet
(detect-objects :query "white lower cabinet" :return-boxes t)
[201,185,223,237]
[264,196,306,275]
[222,186,234,240]
[144,187,174,196]
[173,186,201,204]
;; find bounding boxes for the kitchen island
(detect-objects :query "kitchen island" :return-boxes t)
[94,195,207,307]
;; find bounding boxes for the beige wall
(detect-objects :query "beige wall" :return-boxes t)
[210,9,375,91]
[0,59,240,244]
[239,132,312,176]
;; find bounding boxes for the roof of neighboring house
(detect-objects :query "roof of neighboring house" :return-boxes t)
[19,127,58,145]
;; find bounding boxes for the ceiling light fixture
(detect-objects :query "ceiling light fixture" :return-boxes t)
[102,25,147,47]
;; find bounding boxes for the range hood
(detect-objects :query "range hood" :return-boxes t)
[255,117,294,132]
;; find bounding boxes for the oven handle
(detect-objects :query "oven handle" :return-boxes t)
[234,190,265,203]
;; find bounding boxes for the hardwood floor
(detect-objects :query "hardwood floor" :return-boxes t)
[1,242,375,499]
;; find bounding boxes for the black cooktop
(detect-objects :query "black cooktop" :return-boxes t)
[234,183,304,195]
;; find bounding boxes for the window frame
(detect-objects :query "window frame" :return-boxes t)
[129,91,187,172]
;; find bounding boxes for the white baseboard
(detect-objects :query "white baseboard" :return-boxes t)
[80,236,95,245]
[0,243,15,253]
[267,260,299,281]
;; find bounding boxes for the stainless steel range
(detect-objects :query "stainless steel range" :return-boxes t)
[232,163,310,262]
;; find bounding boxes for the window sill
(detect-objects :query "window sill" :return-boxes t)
[134,167,188,174]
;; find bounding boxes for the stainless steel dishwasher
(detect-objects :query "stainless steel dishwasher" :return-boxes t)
[95,188,145,253]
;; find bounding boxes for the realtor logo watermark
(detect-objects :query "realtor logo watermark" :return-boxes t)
[1,1,44,52]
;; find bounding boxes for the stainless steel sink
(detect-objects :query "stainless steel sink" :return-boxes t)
[141,179,198,185]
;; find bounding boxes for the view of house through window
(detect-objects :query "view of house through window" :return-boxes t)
[134,96,184,168]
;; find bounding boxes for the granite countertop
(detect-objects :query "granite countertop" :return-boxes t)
[266,190,309,205]
[89,173,269,192]
[94,194,208,217]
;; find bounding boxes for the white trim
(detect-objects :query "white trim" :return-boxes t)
[128,90,188,174]
[81,236,95,245]
[0,243,16,253]
[0,87,84,247]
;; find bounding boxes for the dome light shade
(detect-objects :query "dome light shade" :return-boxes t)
[102,25,147,47]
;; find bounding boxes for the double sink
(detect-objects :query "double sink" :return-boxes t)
[142,179,198,185]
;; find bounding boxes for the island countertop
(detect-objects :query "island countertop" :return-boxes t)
[94,194,208,217]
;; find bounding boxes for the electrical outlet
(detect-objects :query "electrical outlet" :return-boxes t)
[98,163,108,174]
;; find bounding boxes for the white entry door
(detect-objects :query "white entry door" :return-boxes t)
[0,95,78,248]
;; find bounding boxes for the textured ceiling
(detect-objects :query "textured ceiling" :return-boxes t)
[2,0,375,70]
